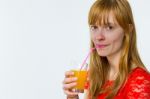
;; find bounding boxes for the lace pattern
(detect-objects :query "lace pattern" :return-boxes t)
[96,67,150,99]
[124,68,150,99]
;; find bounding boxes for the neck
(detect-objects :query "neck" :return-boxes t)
[107,50,122,80]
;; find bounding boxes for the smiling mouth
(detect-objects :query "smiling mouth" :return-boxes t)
[95,44,108,49]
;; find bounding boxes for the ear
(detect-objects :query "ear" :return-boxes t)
[129,24,133,33]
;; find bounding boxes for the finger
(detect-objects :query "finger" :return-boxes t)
[65,71,74,77]
[63,77,77,84]
[63,82,77,90]
[64,90,78,96]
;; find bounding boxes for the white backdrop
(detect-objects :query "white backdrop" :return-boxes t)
[0,0,149,99]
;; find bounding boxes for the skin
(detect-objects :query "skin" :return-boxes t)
[63,12,125,99]
[90,12,124,79]
[63,71,79,99]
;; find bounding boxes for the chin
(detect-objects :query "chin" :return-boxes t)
[97,51,108,57]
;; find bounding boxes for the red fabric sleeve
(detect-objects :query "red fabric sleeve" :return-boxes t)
[124,68,150,99]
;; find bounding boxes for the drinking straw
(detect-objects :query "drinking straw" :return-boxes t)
[80,48,95,70]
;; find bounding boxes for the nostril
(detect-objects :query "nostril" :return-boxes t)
[96,34,105,41]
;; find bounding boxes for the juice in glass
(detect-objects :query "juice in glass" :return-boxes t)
[71,70,87,93]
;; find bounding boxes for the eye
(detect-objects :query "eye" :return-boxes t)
[105,25,113,30]
[90,25,98,31]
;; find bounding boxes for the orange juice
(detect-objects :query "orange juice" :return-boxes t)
[72,70,87,92]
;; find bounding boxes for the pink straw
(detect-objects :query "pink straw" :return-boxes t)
[80,48,96,70]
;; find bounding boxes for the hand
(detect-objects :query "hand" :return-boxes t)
[62,71,79,99]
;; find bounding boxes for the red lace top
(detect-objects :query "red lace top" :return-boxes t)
[85,67,150,99]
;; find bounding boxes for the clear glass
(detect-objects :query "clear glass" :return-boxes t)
[70,63,88,93]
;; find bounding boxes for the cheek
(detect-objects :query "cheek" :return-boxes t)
[110,33,124,48]
[91,34,96,42]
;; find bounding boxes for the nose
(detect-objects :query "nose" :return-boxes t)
[95,28,105,41]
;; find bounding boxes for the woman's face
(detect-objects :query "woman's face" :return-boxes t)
[90,12,124,57]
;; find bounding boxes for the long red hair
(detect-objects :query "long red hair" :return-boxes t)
[88,0,145,98]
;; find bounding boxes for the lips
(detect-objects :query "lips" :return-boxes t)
[95,44,108,49]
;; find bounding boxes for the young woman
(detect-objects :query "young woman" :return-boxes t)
[63,0,150,99]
